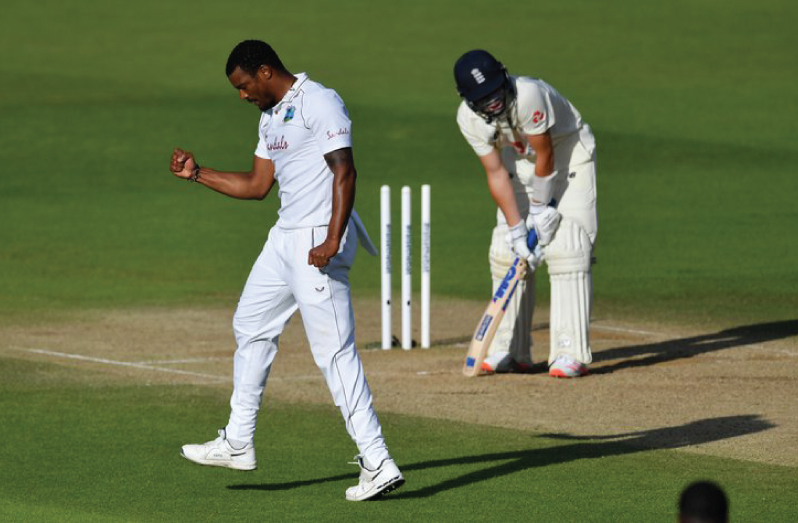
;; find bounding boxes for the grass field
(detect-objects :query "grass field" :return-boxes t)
[2,0,797,521]
[2,356,797,522]
[2,0,796,325]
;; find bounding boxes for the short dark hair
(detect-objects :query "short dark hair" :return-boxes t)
[679,481,728,523]
[225,40,286,77]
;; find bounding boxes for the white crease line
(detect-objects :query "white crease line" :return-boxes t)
[16,347,324,383]
[591,324,666,337]
[133,357,228,365]
[773,349,798,357]
[590,324,798,355]
[22,348,227,382]
[271,375,324,382]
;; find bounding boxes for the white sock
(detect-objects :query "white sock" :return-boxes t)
[228,438,248,450]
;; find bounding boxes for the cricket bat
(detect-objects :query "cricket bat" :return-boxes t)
[462,229,538,377]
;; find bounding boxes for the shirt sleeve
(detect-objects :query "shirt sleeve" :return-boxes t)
[516,80,555,136]
[305,89,353,155]
[254,112,272,160]
[456,102,494,157]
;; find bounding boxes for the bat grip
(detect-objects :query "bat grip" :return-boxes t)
[525,198,553,250]
[526,228,538,250]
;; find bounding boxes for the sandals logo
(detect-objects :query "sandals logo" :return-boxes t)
[326,128,350,140]
[267,135,289,151]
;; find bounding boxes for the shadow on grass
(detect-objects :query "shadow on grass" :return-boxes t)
[591,319,798,375]
[227,414,773,498]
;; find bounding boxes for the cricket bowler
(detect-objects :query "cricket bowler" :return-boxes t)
[170,40,404,501]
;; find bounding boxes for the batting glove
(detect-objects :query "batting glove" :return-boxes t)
[527,205,561,246]
[508,221,542,271]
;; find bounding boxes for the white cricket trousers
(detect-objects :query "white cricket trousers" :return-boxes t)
[225,222,390,466]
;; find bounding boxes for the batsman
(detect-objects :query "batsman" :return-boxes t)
[454,50,598,378]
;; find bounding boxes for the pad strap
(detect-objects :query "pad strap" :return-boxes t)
[544,219,592,274]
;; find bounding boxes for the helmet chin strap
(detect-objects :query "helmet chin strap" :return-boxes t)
[503,86,517,128]
[470,97,505,124]
[472,73,516,126]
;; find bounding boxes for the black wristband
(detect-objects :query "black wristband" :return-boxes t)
[188,164,201,182]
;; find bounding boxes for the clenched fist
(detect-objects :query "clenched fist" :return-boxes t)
[170,148,199,180]
[308,238,340,269]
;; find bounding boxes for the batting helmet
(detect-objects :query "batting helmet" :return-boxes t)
[454,50,513,121]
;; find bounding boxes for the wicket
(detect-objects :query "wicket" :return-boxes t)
[380,184,431,350]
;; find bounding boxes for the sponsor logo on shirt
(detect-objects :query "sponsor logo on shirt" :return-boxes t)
[267,135,289,151]
[326,128,350,140]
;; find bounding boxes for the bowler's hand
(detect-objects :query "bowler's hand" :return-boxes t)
[308,238,340,268]
[170,148,198,180]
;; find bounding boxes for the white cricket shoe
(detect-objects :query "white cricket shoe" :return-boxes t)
[345,456,405,501]
[548,355,588,378]
[481,351,533,374]
[180,429,257,471]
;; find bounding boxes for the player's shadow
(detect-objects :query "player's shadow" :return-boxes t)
[590,319,798,375]
[226,414,772,498]
[393,414,772,499]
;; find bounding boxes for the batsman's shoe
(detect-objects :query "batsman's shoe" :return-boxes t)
[180,429,256,471]
[548,355,588,378]
[481,351,533,374]
[346,456,405,501]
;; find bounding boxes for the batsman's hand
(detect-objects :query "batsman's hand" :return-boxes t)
[527,206,561,246]
[507,221,541,272]
[170,148,199,180]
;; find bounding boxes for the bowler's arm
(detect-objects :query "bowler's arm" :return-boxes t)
[478,150,523,227]
[170,149,276,200]
[307,147,356,268]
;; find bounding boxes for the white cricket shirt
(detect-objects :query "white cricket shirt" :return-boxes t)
[456,75,594,169]
[255,73,353,229]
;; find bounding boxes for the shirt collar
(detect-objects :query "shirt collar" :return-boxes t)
[276,73,308,110]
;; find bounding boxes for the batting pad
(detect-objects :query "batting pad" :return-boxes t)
[488,225,535,364]
[545,219,592,365]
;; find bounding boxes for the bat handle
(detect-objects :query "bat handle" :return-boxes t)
[527,228,539,250]
[525,198,554,251]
